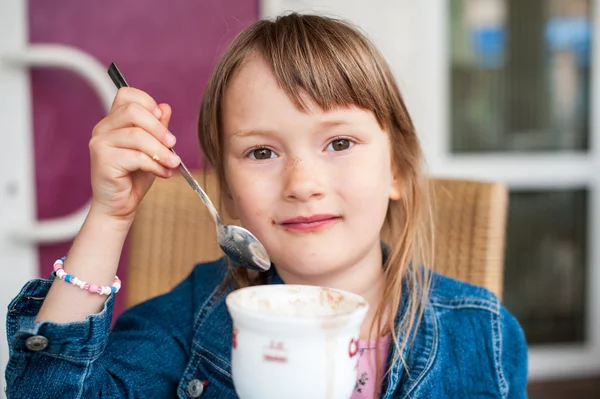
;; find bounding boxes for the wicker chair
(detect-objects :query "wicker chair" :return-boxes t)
[125,171,508,308]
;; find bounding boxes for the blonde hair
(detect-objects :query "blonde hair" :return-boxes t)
[198,13,432,388]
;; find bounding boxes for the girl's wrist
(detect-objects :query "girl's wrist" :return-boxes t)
[87,202,135,234]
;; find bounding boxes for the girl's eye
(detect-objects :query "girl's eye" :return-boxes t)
[326,138,353,152]
[249,148,277,160]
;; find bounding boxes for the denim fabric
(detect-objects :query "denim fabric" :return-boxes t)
[5,255,528,398]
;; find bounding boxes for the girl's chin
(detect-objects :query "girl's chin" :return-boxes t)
[273,262,342,282]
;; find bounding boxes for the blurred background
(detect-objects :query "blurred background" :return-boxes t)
[1,0,599,397]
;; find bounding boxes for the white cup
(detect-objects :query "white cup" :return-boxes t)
[225,284,369,399]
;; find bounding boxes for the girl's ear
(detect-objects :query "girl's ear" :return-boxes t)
[389,162,404,200]
[389,174,403,200]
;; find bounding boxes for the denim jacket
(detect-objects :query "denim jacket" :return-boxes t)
[6,252,528,398]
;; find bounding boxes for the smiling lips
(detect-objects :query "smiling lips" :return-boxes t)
[280,214,341,232]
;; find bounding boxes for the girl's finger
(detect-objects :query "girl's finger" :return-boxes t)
[110,87,162,119]
[102,127,181,169]
[95,102,176,148]
[108,148,174,179]
[157,103,172,128]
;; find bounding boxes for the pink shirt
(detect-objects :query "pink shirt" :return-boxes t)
[351,334,391,398]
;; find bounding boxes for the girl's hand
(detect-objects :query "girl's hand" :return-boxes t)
[88,87,181,222]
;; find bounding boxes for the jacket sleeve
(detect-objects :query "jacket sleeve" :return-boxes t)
[5,272,196,399]
[497,305,529,399]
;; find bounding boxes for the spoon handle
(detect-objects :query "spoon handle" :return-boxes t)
[171,149,221,224]
[107,62,222,225]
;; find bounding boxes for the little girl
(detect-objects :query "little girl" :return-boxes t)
[6,13,527,399]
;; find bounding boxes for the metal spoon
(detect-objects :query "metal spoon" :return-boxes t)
[107,62,271,272]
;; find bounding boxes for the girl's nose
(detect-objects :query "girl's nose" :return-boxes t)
[282,157,325,202]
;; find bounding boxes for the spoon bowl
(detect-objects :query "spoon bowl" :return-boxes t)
[219,225,271,271]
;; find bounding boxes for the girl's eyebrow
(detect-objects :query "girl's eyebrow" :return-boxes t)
[230,120,355,139]
[317,120,353,130]
[231,128,278,139]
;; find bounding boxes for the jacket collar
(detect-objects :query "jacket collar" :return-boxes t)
[192,243,437,397]
[380,277,438,398]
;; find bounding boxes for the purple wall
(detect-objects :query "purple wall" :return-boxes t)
[29,0,258,317]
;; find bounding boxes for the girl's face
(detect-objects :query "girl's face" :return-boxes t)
[221,56,402,281]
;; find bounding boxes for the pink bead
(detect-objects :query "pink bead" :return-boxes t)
[88,284,99,293]
[83,283,90,290]
[53,263,62,272]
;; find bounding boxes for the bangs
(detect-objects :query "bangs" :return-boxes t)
[200,12,416,174]
[251,14,391,127]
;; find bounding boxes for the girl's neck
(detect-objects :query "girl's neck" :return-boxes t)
[276,241,389,340]
[358,271,389,340]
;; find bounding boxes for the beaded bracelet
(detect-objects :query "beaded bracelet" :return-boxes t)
[53,257,121,295]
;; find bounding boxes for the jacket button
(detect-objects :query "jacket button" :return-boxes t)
[186,379,205,397]
[25,335,48,351]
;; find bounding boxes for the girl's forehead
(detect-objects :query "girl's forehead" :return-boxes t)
[223,57,372,124]
[224,57,282,101]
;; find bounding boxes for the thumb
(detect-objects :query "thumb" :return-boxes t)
[157,103,172,129]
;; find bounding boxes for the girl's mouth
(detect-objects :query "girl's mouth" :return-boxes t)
[280,214,341,232]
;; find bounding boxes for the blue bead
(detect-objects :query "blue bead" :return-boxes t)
[65,275,71,283]
[111,286,117,294]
